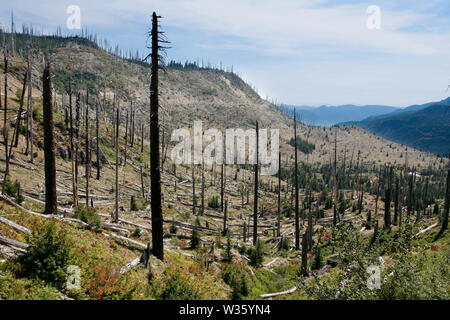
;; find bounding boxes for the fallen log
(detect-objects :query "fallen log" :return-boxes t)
[0,216,31,235]
[260,286,297,299]
[0,234,29,251]
[119,257,142,275]
[104,232,147,250]
[416,222,439,236]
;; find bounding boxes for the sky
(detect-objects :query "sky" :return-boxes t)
[0,0,450,107]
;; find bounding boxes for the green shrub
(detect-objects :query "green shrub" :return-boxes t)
[19,221,73,289]
[74,205,101,229]
[248,240,264,267]
[190,226,201,249]
[4,179,23,204]
[132,228,141,238]
[222,233,233,263]
[157,273,200,300]
[221,264,249,300]
[207,196,219,209]
[130,196,138,211]
[0,275,60,300]
[170,222,177,234]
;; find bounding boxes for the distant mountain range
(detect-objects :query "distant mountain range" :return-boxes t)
[341,97,450,155]
[283,104,398,126]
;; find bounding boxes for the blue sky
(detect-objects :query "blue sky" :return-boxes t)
[1,0,450,106]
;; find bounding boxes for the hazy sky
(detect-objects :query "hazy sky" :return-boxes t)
[1,0,450,106]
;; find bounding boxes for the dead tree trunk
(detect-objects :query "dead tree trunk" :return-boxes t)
[307,189,313,251]
[221,163,224,212]
[253,121,259,246]
[407,173,413,216]
[25,55,31,155]
[75,93,80,189]
[85,89,90,207]
[294,112,300,250]
[333,128,339,226]
[42,63,57,215]
[277,151,281,237]
[438,166,449,236]
[301,232,308,277]
[201,155,205,215]
[114,105,119,223]
[2,48,9,194]
[69,80,77,207]
[149,12,164,261]
[393,177,399,225]
[141,123,144,154]
[384,166,392,229]
[124,109,128,166]
[223,199,228,235]
[96,92,101,180]
[192,163,196,216]
[13,69,27,147]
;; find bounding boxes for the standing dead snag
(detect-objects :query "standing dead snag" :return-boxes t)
[384,166,392,229]
[300,232,308,277]
[148,12,165,261]
[201,154,205,215]
[96,92,101,180]
[2,48,9,194]
[293,112,300,250]
[42,62,57,215]
[69,80,78,207]
[437,166,449,237]
[333,128,339,226]
[85,89,90,207]
[277,151,281,237]
[75,93,81,189]
[253,121,259,246]
[192,163,196,216]
[13,69,27,147]
[393,177,399,225]
[114,105,119,223]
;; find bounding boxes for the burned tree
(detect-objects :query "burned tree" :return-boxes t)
[96,91,101,180]
[384,166,392,229]
[13,69,27,147]
[85,89,90,207]
[277,151,281,237]
[42,62,57,215]
[294,112,300,250]
[1,48,9,194]
[69,80,78,207]
[253,121,259,246]
[147,12,167,261]
[114,105,119,223]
